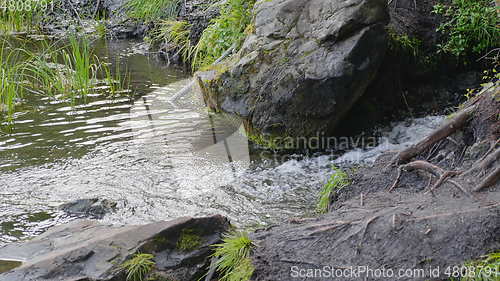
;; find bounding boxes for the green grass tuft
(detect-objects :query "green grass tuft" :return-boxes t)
[316,166,350,214]
[150,20,194,63]
[121,253,156,281]
[124,0,181,21]
[212,231,255,281]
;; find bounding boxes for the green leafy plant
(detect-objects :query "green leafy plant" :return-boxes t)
[432,0,499,57]
[121,253,156,281]
[124,0,181,21]
[317,166,350,214]
[212,231,255,281]
[191,0,256,69]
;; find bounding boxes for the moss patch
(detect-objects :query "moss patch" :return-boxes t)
[176,229,202,251]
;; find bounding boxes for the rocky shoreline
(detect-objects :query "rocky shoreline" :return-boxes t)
[0,0,498,280]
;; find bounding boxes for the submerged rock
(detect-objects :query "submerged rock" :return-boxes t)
[197,0,389,140]
[0,215,229,281]
[59,198,117,219]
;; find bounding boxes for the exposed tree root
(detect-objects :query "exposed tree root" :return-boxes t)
[475,166,500,192]
[463,146,500,177]
[391,105,477,165]
[388,160,468,194]
[387,92,499,193]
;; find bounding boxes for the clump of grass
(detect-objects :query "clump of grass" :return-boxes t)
[121,253,156,281]
[26,35,124,101]
[1,35,127,121]
[124,0,181,21]
[150,20,194,63]
[176,228,202,251]
[0,39,30,119]
[316,166,350,214]
[191,0,256,69]
[432,0,499,57]
[212,231,255,281]
[96,21,107,38]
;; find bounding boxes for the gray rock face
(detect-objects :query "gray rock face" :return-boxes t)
[0,215,229,281]
[198,0,389,139]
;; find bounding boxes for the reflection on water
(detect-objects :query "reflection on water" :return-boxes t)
[0,39,331,245]
[0,39,446,246]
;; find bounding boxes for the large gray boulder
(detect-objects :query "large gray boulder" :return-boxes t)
[197,0,389,142]
[0,215,229,281]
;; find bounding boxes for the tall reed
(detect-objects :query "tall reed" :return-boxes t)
[1,35,128,120]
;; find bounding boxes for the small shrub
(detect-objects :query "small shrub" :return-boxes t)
[432,0,499,57]
[121,253,156,281]
[316,166,350,214]
[212,231,255,281]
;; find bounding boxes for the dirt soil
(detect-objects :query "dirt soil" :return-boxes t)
[249,87,499,281]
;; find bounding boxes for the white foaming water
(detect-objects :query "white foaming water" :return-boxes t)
[333,115,445,164]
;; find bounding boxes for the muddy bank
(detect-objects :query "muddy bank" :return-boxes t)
[249,85,500,280]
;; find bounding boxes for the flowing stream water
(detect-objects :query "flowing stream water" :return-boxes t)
[0,39,445,246]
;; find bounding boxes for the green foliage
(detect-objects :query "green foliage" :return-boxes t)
[95,21,107,38]
[212,231,255,281]
[150,20,194,63]
[121,253,156,281]
[192,0,256,69]
[317,166,350,214]
[387,28,422,57]
[176,228,202,251]
[124,0,181,21]
[432,0,499,57]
